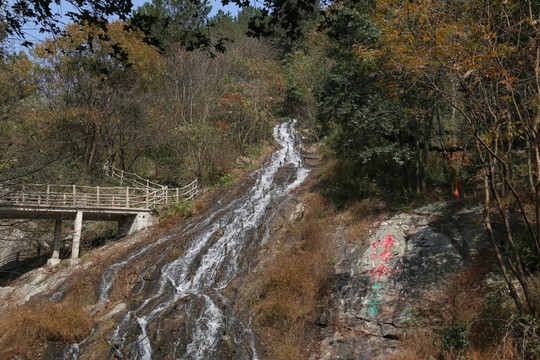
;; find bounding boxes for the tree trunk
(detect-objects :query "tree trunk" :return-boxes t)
[488,163,537,315]
[479,150,526,313]
[527,135,534,193]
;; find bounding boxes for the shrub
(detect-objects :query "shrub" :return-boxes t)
[159,200,193,220]
[217,173,235,187]
[441,323,469,352]
[392,258,540,359]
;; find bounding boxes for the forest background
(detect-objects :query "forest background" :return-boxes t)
[1,0,539,358]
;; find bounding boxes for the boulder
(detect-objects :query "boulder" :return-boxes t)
[289,202,306,223]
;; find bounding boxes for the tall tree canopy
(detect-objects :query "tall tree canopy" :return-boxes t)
[1,0,134,45]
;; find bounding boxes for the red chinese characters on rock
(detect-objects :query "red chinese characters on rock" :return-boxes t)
[365,234,400,315]
[369,235,399,282]
[382,234,395,248]
[371,249,393,262]
[369,263,399,282]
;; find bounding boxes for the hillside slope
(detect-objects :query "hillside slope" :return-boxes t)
[0,126,533,360]
[0,120,310,359]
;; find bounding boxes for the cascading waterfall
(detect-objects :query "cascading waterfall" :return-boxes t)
[64,120,309,359]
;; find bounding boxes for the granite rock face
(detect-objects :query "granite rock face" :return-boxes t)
[0,227,150,314]
[0,228,36,271]
[320,201,489,359]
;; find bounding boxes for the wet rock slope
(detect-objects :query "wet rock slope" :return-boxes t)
[56,119,311,359]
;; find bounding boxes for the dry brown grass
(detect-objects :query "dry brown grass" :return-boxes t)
[388,328,440,360]
[336,198,386,244]
[424,260,489,325]
[0,295,93,359]
[391,257,540,360]
[251,193,334,359]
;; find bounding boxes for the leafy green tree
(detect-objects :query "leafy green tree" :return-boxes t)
[132,0,216,52]
[2,0,135,47]
[0,22,43,183]
[283,28,329,130]
[315,3,432,200]
[32,21,164,179]
[359,0,540,316]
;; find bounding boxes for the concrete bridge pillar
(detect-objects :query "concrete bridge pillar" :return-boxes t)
[47,219,62,266]
[69,211,83,265]
[118,212,157,236]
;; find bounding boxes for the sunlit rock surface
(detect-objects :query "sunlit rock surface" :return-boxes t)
[320,201,488,359]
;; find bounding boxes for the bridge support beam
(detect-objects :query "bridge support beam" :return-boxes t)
[47,219,62,266]
[69,211,83,265]
[118,212,157,236]
[0,205,157,266]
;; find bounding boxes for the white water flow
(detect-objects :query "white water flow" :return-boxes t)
[77,120,308,359]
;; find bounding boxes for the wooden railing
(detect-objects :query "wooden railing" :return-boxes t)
[0,164,198,210]
[103,163,165,190]
[0,180,198,210]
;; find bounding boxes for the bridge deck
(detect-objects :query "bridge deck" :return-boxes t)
[0,205,150,221]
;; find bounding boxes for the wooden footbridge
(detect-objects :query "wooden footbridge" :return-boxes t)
[0,165,198,266]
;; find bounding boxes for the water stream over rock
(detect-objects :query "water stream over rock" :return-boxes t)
[63,120,309,359]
